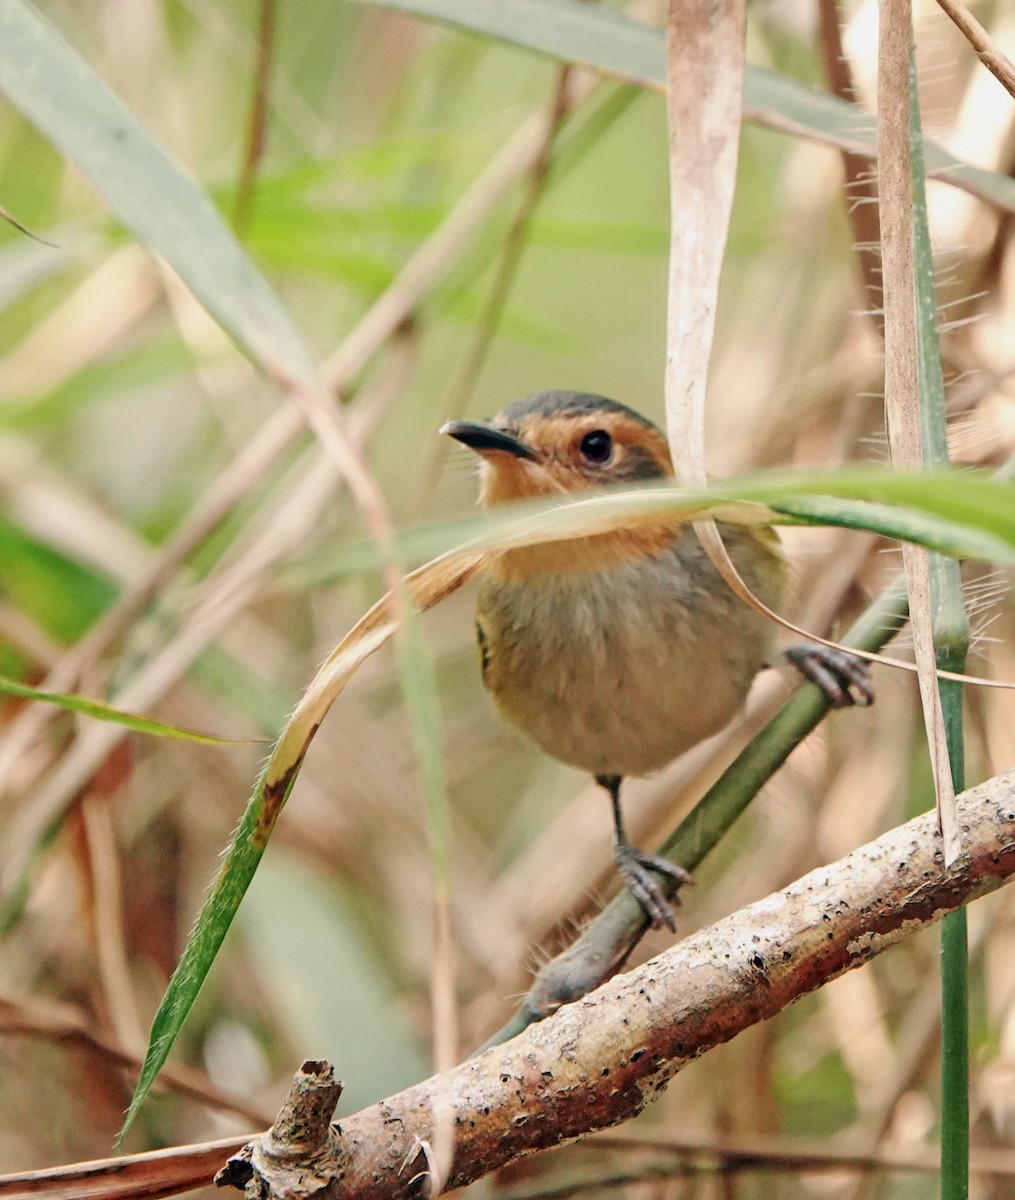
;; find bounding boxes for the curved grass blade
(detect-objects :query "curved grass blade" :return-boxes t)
[762,494,1014,563]
[0,675,257,745]
[119,552,485,1142]
[302,466,1015,583]
[356,0,1015,214]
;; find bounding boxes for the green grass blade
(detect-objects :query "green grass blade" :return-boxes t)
[0,675,256,744]
[118,760,296,1143]
[355,0,1015,213]
[300,467,1015,584]
[764,493,1013,564]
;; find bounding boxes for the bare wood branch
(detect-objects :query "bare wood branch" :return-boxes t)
[215,769,1015,1200]
[4,771,1012,1199]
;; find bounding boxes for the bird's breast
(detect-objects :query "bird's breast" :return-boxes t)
[476,527,784,778]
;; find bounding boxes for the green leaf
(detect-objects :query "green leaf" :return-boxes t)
[355,0,1015,214]
[396,603,451,893]
[119,549,484,1139]
[0,675,256,744]
[118,759,291,1142]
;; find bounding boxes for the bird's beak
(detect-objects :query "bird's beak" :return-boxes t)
[440,420,537,461]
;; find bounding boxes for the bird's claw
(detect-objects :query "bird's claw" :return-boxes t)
[785,642,874,708]
[614,843,692,932]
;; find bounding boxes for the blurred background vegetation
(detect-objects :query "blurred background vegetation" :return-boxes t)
[1,0,1015,1196]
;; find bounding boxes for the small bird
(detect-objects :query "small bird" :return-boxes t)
[442,390,869,929]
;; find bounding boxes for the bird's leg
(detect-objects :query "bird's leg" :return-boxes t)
[784,643,875,708]
[596,774,692,932]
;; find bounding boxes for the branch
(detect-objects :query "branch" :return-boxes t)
[218,768,1015,1199]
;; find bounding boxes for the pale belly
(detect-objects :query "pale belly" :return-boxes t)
[477,527,784,778]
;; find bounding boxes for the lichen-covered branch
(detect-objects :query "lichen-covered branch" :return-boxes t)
[220,769,1015,1200]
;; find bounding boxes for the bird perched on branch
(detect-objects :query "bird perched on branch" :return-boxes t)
[442,391,870,929]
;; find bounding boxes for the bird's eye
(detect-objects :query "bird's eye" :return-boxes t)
[579,428,614,465]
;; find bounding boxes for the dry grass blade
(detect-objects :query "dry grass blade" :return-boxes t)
[663,0,808,660]
[586,1128,1015,1178]
[231,0,277,234]
[321,69,598,386]
[0,997,272,1128]
[877,0,961,865]
[663,0,745,489]
[816,0,882,325]
[270,552,485,783]
[120,549,486,1134]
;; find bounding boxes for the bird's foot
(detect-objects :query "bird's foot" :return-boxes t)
[785,642,874,708]
[614,842,693,932]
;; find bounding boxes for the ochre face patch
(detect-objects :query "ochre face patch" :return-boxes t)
[478,408,673,506]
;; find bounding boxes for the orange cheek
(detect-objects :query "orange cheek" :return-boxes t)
[478,457,575,504]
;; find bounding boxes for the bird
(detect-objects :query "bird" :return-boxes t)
[441,390,871,929]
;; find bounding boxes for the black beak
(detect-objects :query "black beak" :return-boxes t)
[440,419,537,461]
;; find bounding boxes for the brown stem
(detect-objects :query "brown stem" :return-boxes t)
[233,0,277,235]
[935,0,1015,99]
[816,0,883,326]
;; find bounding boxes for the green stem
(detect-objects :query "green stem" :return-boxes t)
[477,577,910,1052]
[909,41,971,1199]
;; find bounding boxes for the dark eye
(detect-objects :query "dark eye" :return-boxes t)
[579,429,613,465]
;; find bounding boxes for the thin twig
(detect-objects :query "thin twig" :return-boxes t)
[0,998,274,1128]
[935,0,1015,99]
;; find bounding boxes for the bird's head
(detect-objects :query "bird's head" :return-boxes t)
[441,391,673,506]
